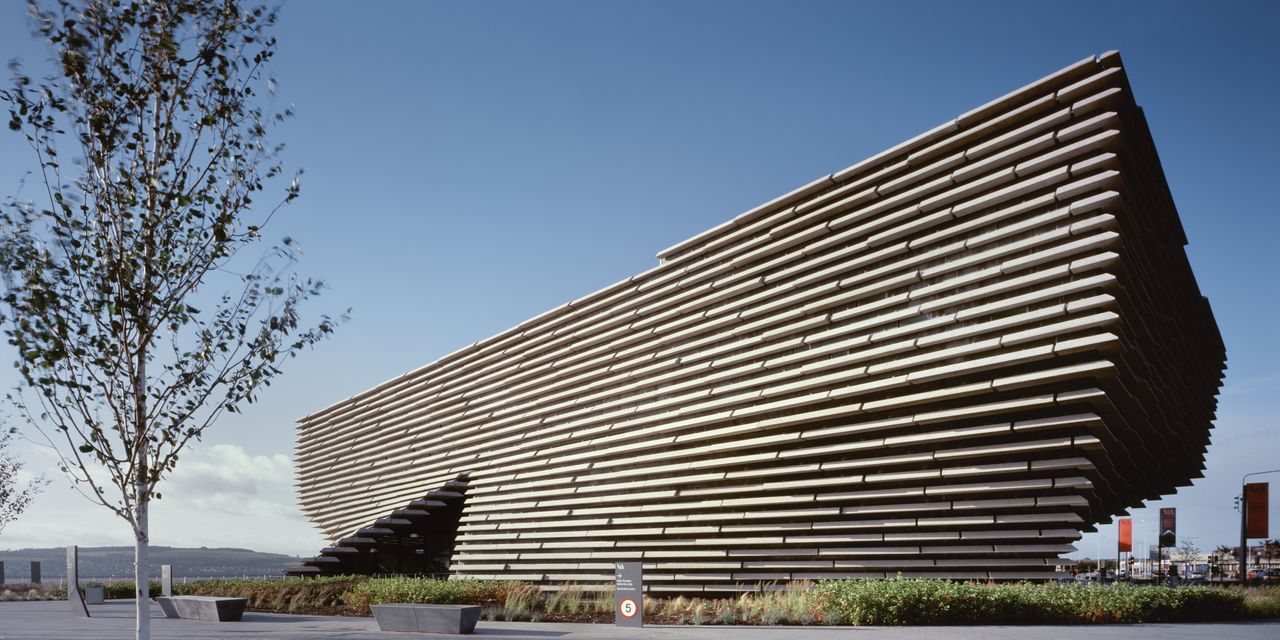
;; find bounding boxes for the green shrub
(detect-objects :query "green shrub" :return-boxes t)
[0,585,65,601]
[340,577,514,615]
[84,580,161,600]
[175,576,362,613]
[0,583,64,600]
[809,579,1247,625]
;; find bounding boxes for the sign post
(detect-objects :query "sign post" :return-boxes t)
[1118,518,1132,581]
[1158,508,1176,582]
[614,562,642,628]
[161,564,174,598]
[1242,481,1270,584]
[67,545,89,617]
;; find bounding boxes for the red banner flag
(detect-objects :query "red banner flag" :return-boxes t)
[1246,483,1269,539]
[1118,518,1132,553]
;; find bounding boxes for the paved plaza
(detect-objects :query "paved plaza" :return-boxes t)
[2,600,1279,640]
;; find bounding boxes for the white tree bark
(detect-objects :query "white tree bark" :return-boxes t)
[134,476,150,640]
[134,353,150,640]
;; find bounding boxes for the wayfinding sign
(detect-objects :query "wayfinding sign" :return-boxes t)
[1159,507,1177,547]
[614,562,643,627]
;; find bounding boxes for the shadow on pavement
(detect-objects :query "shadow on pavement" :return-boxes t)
[471,630,569,638]
[239,613,345,624]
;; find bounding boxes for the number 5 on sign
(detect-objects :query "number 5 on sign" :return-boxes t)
[619,598,638,618]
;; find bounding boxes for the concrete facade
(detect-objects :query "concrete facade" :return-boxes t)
[290,52,1224,592]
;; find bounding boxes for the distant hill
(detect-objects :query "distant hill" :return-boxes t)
[0,546,301,581]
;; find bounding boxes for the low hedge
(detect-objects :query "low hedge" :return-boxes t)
[0,584,65,601]
[342,577,520,615]
[809,579,1247,625]
[86,581,161,600]
[174,576,362,614]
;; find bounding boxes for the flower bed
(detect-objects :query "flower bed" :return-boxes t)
[3,576,1277,624]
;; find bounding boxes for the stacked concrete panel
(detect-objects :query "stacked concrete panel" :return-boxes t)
[290,52,1224,591]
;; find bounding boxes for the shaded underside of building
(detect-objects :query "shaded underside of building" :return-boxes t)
[288,51,1225,592]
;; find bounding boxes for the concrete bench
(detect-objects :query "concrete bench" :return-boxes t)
[372,604,481,634]
[155,596,247,622]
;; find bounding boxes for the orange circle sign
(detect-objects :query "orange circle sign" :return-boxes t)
[619,597,638,619]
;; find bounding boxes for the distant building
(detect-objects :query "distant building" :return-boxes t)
[289,52,1224,592]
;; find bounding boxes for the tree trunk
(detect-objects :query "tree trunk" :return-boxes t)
[134,475,150,640]
[133,351,150,640]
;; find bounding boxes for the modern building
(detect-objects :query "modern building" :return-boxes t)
[288,52,1224,591]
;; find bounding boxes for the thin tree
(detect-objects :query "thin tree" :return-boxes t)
[1212,544,1237,581]
[0,427,48,534]
[1175,537,1201,574]
[1265,539,1280,564]
[0,1,340,638]
[1175,538,1201,560]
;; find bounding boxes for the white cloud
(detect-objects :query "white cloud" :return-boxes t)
[164,444,295,512]
[0,441,325,556]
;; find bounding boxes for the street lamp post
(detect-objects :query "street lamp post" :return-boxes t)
[1146,519,1157,581]
[1183,536,1197,582]
[1240,469,1280,586]
[1097,534,1103,583]
[1140,519,1147,580]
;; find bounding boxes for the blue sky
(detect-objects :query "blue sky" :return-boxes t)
[0,0,1277,560]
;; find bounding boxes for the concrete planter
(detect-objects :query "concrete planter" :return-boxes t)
[156,596,247,622]
[372,604,481,634]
